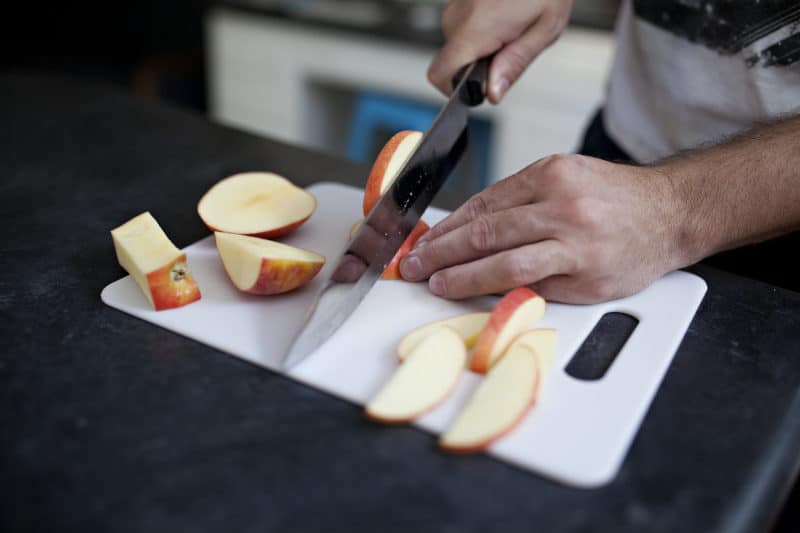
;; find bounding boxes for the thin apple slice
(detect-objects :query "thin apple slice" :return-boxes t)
[440,328,558,453]
[215,232,324,295]
[111,212,201,311]
[397,312,491,361]
[362,130,423,215]
[381,220,429,280]
[366,327,466,424]
[198,172,316,238]
[469,287,546,374]
[347,218,429,280]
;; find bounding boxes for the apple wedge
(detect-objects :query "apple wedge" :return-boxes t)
[362,130,423,215]
[440,328,558,453]
[397,312,491,361]
[111,212,201,311]
[198,172,316,238]
[366,327,466,424]
[381,220,429,280]
[215,232,324,295]
[469,287,546,374]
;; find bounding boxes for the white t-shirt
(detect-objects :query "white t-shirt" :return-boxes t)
[604,0,800,163]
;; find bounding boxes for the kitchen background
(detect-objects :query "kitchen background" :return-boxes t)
[2,0,618,198]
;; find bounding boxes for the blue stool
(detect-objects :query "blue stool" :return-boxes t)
[347,90,492,192]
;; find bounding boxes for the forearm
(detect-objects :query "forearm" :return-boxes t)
[658,115,800,266]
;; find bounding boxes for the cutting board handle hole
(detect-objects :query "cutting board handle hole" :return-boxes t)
[565,312,639,381]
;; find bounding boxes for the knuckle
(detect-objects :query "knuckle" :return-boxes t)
[468,216,496,253]
[465,194,491,220]
[506,257,536,287]
[564,196,603,229]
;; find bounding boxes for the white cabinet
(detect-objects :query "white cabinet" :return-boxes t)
[206,7,615,183]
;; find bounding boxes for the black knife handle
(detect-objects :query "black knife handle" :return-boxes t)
[452,55,492,107]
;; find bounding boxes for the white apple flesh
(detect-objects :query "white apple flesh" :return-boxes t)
[111,211,201,311]
[440,328,558,453]
[397,312,491,361]
[198,172,316,238]
[366,327,466,424]
[214,232,324,295]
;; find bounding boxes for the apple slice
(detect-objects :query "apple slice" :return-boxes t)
[381,220,429,280]
[198,172,316,238]
[366,327,466,424]
[397,312,491,361]
[362,130,423,215]
[111,212,201,311]
[348,219,363,239]
[440,328,558,453]
[469,287,546,374]
[214,232,324,295]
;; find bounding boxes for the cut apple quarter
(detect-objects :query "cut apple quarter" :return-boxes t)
[469,287,546,374]
[362,130,423,216]
[198,172,316,238]
[111,211,201,311]
[440,328,558,453]
[397,312,491,361]
[215,232,324,295]
[366,327,466,424]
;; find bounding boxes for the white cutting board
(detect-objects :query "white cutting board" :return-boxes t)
[102,182,707,488]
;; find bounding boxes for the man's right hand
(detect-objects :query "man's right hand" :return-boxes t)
[428,0,574,104]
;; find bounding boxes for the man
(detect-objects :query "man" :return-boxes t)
[398,0,800,303]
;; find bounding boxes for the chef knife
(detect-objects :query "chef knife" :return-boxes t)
[282,57,491,370]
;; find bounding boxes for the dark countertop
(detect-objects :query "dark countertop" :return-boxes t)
[2,73,799,533]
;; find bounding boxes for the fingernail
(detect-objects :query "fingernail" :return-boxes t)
[493,77,509,100]
[413,235,428,250]
[429,274,446,296]
[400,254,422,280]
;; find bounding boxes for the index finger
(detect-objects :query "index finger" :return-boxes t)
[417,168,541,246]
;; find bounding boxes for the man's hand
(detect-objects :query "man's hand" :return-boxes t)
[399,155,693,304]
[428,0,574,104]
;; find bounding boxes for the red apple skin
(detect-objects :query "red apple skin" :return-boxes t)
[363,130,421,216]
[381,221,430,280]
[203,211,314,239]
[146,253,202,310]
[439,372,541,454]
[246,258,324,295]
[469,287,542,374]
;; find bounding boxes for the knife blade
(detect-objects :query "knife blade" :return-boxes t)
[282,57,490,370]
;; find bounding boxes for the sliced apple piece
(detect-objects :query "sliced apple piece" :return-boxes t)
[469,287,546,374]
[381,220,429,280]
[215,232,324,295]
[397,312,491,361]
[440,328,558,453]
[366,327,466,424]
[111,212,201,311]
[349,219,363,239]
[362,130,423,215]
[198,172,316,238]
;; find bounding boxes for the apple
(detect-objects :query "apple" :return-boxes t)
[349,219,363,239]
[214,232,324,295]
[198,172,316,238]
[111,211,201,311]
[366,327,466,424]
[381,220,429,281]
[362,130,423,215]
[469,287,546,373]
[397,312,491,361]
[440,328,558,453]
